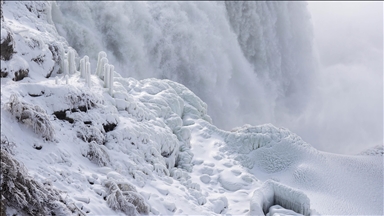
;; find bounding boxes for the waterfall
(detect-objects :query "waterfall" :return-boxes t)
[51,1,316,130]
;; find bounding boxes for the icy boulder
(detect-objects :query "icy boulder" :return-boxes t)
[225,124,310,152]
[195,122,317,172]
[250,180,312,216]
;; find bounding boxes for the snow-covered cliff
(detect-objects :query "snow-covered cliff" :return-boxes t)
[1,2,382,215]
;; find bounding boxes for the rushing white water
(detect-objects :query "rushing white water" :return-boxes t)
[51,1,317,131]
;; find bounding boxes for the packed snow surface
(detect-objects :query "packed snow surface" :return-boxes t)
[1,1,383,216]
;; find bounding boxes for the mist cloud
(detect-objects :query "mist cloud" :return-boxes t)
[295,2,383,154]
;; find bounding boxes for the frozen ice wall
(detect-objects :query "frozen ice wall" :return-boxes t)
[51,1,316,130]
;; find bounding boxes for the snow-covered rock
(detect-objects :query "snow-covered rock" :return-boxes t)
[1,2,71,81]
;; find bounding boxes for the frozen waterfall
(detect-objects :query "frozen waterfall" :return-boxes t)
[51,1,317,130]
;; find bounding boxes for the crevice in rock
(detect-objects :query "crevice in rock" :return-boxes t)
[53,110,74,124]
[28,91,45,97]
[103,122,117,133]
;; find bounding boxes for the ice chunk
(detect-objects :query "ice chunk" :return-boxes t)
[250,180,311,216]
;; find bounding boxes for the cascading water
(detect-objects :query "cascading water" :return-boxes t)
[225,2,316,116]
[51,1,317,130]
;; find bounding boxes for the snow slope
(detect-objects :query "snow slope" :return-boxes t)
[1,1,383,215]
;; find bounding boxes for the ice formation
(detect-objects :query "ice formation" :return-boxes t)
[250,180,311,216]
[0,1,383,216]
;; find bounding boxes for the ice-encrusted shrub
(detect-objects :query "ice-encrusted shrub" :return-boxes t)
[1,135,16,155]
[76,123,105,144]
[0,149,71,215]
[6,94,54,141]
[65,92,101,111]
[103,180,149,215]
[0,28,14,61]
[46,43,61,78]
[82,141,110,166]
[1,198,6,216]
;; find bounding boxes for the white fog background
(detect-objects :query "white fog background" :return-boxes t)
[51,2,383,155]
[304,2,383,154]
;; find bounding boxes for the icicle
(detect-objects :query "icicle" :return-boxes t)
[68,49,76,74]
[58,43,65,74]
[80,58,85,78]
[86,62,91,88]
[103,64,110,88]
[63,59,69,75]
[84,55,89,64]
[96,51,107,77]
[100,57,108,79]
[65,75,69,84]
[55,76,59,85]
[109,65,114,96]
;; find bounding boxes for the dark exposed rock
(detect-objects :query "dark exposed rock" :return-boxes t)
[53,103,94,124]
[12,69,29,81]
[0,69,8,78]
[103,122,117,133]
[53,110,74,124]
[33,144,42,150]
